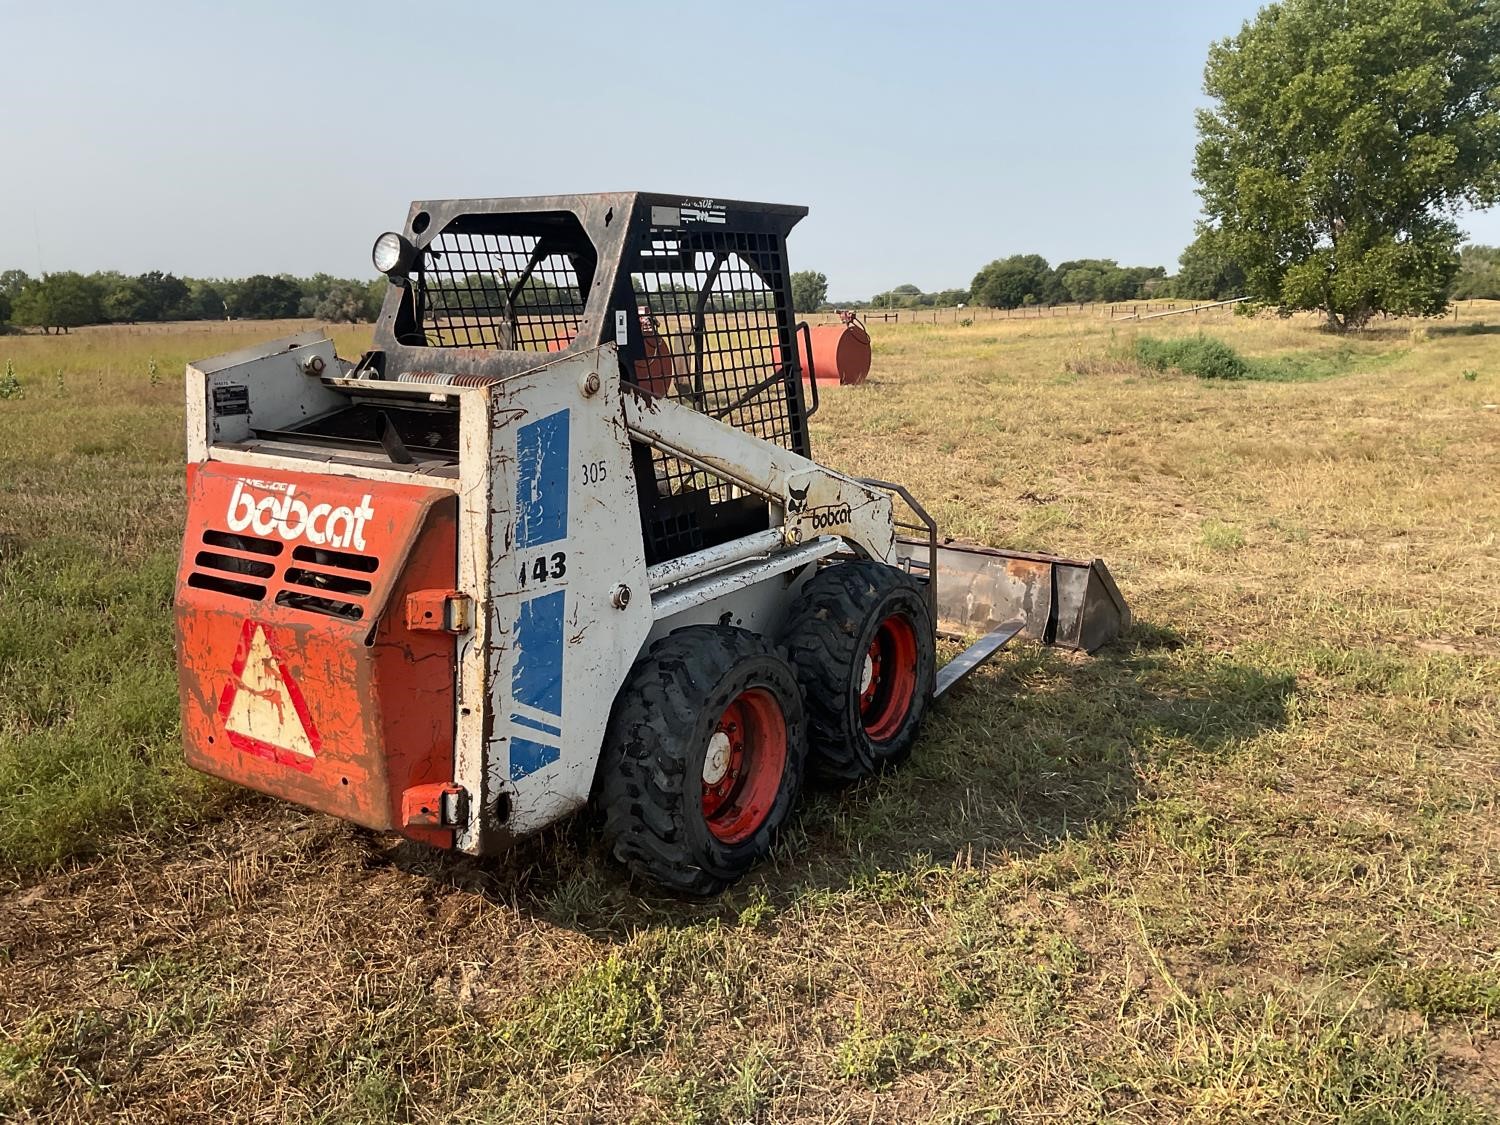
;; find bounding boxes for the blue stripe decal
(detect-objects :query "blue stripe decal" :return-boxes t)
[515,410,570,548]
[510,737,560,781]
[510,712,562,738]
[512,589,565,718]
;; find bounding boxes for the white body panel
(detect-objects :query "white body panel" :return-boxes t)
[465,351,654,845]
[186,332,350,463]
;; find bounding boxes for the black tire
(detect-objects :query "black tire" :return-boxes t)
[598,625,806,897]
[781,560,935,784]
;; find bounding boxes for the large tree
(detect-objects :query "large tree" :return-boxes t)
[102,277,152,323]
[314,281,379,323]
[1451,243,1500,297]
[970,254,1057,308]
[137,270,191,320]
[231,274,302,319]
[790,270,828,312]
[1173,228,1248,301]
[0,270,29,301]
[11,273,103,334]
[187,280,228,320]
[1194,0,1500,329]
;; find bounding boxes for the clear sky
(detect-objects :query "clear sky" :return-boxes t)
[4,0,1499,299]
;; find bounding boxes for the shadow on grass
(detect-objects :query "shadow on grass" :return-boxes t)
[1428,321,1500,336]
[382,619,1294,937]
[1356,320,1500,339]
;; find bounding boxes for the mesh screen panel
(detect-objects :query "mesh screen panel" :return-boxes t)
[417,228,589,350]
[629,228,798,557]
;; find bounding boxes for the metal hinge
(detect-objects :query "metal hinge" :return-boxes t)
[401,782,468,828]
[405,590,473,633]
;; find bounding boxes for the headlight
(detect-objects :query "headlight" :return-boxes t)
[372,231,414,276]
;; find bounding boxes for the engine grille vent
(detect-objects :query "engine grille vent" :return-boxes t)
[187,532,283,601]
[188,530,380,621]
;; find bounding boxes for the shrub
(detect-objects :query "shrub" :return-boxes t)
[0,360,20,399]
[1135,334,1251,380]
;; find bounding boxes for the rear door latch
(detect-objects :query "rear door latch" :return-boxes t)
[401,782,469,828]
[406,590,473,633]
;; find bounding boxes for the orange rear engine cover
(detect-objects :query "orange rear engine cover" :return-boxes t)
[175,463,459,847]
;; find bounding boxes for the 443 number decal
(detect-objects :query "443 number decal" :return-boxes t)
[518,551,567,588]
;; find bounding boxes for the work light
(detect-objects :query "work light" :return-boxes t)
[372,231,415,277]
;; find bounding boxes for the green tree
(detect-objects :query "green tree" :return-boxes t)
[868,282,923,309]
[1195,0,1500,330]
[970,255,1055,309]
[186,280,228,320]
[314,281,378,322]
[10,284,44,330]
[296,272,339,317]
[365,278,387,318]
[102,277,152,322]
[0,270,29,301]
[137,271,191,320]
[1054,259,1167,303]
[790,270,829,313]
[1450,244,1500,299]
[12,273,103,333]
[1172,228,1247,301]
[1056,259,1116,302]
[231,274,302,319]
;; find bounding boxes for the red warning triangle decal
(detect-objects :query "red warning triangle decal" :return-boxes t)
[217,620,321,773]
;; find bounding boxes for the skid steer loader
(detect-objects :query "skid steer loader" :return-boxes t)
[175,193,1128,895]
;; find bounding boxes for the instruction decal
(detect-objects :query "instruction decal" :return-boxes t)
[213,383,250,417]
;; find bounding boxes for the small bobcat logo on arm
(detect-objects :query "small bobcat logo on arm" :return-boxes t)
[786,483,809,514]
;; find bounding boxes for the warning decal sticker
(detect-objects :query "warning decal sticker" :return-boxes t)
[217,620,321,772]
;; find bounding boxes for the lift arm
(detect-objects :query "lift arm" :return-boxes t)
[619,386,897,564]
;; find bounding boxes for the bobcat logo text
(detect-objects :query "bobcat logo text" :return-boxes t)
[226,479,375,551]
[807,504,852,531]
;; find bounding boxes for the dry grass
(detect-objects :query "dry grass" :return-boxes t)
[0,310,1497,1121]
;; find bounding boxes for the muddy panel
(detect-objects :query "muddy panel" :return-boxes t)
[175,463,457,833]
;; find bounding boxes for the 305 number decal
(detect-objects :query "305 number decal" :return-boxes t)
[580,459,607,486]
[518,551,567,587]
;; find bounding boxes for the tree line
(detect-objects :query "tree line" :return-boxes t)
[0,270,384,334]
[798,230,1500,316]
[792,232,1247,314]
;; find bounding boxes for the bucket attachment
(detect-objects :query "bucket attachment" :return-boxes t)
[895,539,1131,697]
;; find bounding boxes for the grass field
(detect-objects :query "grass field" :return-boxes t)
[0,308,1497,1121]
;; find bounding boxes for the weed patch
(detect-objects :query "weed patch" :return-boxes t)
[1379,964,1500,1021]
[1127,332,1404,382]
[492,953,665,1066]
[1136,333,1253,379]
[833,1004,946,1089]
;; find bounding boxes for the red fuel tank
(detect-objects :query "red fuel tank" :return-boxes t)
[798,314,871,386]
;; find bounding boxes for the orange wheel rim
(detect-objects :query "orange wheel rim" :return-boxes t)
[859,613,918,742]
[701,687,787,844]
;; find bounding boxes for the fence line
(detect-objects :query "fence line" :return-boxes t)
[1115,297,1251,321]
[805,300,1245,326]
